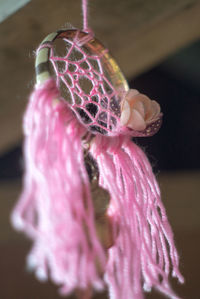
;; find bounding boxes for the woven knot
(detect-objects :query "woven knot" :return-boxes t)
[76,28,95,46]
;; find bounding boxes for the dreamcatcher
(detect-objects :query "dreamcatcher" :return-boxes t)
[11,0,184,298]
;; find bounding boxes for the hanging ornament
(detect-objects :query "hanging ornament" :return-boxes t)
[11,0,184,298]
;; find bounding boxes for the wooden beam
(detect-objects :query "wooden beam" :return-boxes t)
[116,0,200,77]
[0,0,199,153]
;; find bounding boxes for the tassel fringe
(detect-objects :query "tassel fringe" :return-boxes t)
[90,135,184,299]
[11,79,183,298]
[11,80,106,295]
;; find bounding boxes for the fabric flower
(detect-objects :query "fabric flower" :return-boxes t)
[120,89,161,131]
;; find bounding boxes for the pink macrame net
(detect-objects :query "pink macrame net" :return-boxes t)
[49,31,120,136]
[46,30,161,138]
[11,30,183,299]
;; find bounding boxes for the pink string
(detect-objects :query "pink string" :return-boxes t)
[49,31,120,136]
[11,79,106,295]
[82,0,89,32]
[80,0,95,46]
[90,135,184,299]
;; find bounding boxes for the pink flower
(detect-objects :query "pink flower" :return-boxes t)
[120,89,161,131]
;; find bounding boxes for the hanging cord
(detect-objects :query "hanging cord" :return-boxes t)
[78,0,94,46]
[82,0,89,32]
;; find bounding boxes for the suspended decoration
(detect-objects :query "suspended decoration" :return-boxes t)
[11,0,184,298]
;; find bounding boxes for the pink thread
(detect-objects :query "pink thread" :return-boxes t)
[49,31,161,138]
[79,0,94,45]
[82,0,89,32]
[90,136,184,299]
[11,79,106,295]
[49,32,121,136]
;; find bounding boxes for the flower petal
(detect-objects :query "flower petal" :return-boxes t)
[132,100,145,118]
[120,100,131,126]
[128,109,146,131]
[146,100,161,123]
[125,89,139,103]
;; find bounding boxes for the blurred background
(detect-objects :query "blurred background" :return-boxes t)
[0,0,200,298]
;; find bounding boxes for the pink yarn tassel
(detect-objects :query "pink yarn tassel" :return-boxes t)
[90,136,184,299]
[11,79,106,295]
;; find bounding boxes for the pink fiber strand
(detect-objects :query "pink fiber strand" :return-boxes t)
[82,0,89,32]
[90,135,184,299]
[11,79,106,295]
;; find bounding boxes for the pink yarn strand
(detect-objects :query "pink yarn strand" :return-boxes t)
[90,135,184,299]
[82,0,89,32]
[11,79,106,295]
